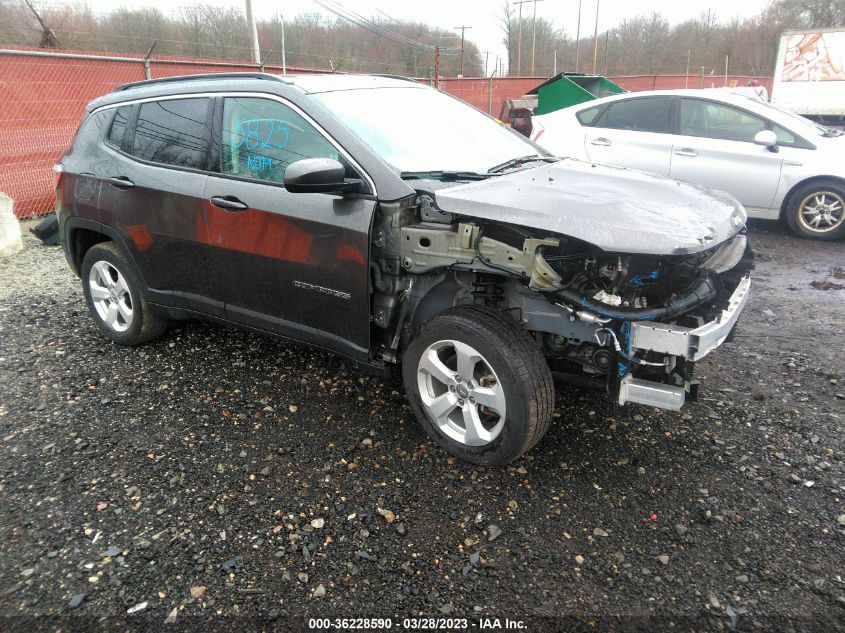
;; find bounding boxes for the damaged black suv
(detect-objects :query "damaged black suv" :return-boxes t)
[56,73,752,465]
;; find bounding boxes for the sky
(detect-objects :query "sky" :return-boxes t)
[74,0,774,74]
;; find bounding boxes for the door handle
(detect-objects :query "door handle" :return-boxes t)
[590,137,612,146]
[107,176,134,189]
[209,196,249,211]
[673,148,699,157]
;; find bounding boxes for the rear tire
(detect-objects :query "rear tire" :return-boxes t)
[81,242,168,346]
[785,180,845,240]
[402,306,554,466]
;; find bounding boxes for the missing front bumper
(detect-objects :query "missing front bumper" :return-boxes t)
[629,274,751,362]
[618,375,686,411]
[617,274,751,410]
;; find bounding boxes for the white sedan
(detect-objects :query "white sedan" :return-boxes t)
[530,89,845,240]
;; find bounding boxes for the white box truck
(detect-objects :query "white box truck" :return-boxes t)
[771,27,845,126]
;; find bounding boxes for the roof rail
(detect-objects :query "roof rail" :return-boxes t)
[373,74,418,83]
[114,72,293,92]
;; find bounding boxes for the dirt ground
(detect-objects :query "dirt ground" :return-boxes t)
[1,219,843,632]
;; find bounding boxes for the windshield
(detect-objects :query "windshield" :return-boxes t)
[314,86,546,173]
[752,99,836,136]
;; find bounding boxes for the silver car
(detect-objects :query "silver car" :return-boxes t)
[531,89,845,240]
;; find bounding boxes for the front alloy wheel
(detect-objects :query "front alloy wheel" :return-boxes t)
[403,306,554,465]
[416,339,507,446]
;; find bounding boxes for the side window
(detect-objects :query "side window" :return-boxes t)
[222,97,339,183]
[576,105,603,126]
[601,97,672,133]
[679,99,766,142]
[131,98,211,169]
[772,123,797,145]
[107,105,132,149]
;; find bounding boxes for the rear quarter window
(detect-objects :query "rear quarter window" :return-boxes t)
[576,105,604,126]
[106,105,132,149]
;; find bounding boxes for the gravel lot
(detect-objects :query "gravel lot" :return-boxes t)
[1,219,844,631]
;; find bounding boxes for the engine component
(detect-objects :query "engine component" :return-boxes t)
[553,275,718,322]
[593,290,621,306]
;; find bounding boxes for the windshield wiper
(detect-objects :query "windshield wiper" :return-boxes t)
[487,155,557,174]
[399,170,490,181]
[822,128,843,137]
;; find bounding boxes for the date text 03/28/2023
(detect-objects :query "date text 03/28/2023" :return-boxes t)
[307,617,526,630]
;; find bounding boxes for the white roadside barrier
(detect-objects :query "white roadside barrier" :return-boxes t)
[0,193,23,257]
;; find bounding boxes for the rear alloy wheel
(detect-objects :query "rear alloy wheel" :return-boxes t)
[81,243,168,345]
[786,181,845,240]
[403,306,554,465]
[88,260,134,333]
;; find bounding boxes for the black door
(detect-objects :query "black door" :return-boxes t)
[98,97,223,316]
[203,95,375,358]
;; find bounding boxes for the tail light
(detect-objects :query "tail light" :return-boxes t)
[52,163,64,189]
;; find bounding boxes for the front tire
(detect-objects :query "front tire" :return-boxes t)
[785,180,845,240]
[81,242,168,345]
[402,306,554,466]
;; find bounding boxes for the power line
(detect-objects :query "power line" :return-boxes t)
[313,0,457,53]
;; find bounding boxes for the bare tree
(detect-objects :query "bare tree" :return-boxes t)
[776,0,845,27]
[22,0,58,48]
[499,1,567,76]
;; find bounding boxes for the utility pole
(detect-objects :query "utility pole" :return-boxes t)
[516,0,524,76]
[434,46,440,89]
[575,0,582,73]
[244,0,260,65]
[591,0,600,74]
[603,31,609,75]
[454,25,472,77]
[530,0,544,76]
[280,14,287,74]
[514,0,542,77]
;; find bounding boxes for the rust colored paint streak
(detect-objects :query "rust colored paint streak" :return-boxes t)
[126,224,153,252]
[336,243,366,267]
[202,204,313,264]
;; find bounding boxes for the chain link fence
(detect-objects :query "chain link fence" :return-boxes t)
[0,47,322,217]
[0,46,774,218]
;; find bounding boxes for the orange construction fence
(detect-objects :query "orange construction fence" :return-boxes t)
[0,46,773,217]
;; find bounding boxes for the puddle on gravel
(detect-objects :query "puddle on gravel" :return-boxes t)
[811,266,845,291]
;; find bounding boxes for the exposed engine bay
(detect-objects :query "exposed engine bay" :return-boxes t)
[369,191,753,411]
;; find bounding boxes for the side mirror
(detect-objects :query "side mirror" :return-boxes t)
[753,129,779,152]
[283,158,362,194]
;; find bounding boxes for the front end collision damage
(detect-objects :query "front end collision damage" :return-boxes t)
[367,168,753,413]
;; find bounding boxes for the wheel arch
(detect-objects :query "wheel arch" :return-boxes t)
[407,273,462,336]
[67,226,110,275]
[405,271,528,342]
[780,175,845,220]
[65,218,146,285]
